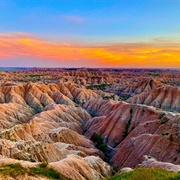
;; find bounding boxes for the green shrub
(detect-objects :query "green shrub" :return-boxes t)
[118,96,127,101]
[99,143,108,153]
[148,73,160,77]
[103,95,115,100]
[160,117,169,124]
[162,132,169,136]
[91,134,108,153]
[38,162,48,168]
[92,134,104,145]
[112,167,119,174]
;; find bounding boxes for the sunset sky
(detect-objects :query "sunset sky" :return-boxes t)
[0,0,180,68]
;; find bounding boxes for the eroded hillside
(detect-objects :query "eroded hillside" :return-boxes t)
[0,68,179,180]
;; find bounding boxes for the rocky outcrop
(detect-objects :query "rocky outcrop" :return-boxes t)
[51,154,112,180]
[0,103,34,131]
[0,82,110,179]
[0,155,112,180]
[0,82,116,111]
[84,99,180,168]
[128,86,180,112]
[138,155,180,172]
[155,73,180,86]
[0,103,105,162]
[106,79,165,97]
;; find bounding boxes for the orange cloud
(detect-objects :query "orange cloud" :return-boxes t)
[0,33,179,68]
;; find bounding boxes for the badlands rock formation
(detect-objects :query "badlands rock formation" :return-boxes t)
[0,81,113,179]
[0,81,114,109]
[0,155,111,180]
[84,99,180,168]
[106,79,165,97]
[128,86,180,112]
[155,73,180,86]
[0,68,179,179]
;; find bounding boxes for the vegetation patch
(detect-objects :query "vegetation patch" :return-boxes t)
[0,162,71,180]
[0,163,26,178]
[106,168,180,180]
[29,74,50,78]
[148,73,160,77]
[86,84,110,91]
[162,132,169,136]
[159,113,166,120]
[118,96,127,101]
[160,118,169,125]
[123,108,133,139]
[91,133,108,154]
[103,95,115,100]
[7,138,17,142]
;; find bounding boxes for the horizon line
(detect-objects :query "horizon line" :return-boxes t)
[0,66,179,70]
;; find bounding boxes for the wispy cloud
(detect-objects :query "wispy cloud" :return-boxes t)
[60,15,85,23]
[151,37,180,44]
[0,32,179,68]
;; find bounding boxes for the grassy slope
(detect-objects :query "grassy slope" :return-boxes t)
[0,162,71,180]
[106,168,180,180]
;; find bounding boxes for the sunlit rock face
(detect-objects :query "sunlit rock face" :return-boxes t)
[0,81,112,179]
[0,83,101,155]
[50,155,112,180]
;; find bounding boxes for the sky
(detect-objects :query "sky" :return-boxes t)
[0,0,180,68]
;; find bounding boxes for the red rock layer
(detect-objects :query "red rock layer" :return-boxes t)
[128,86,180,112]
[84,99,180,168]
